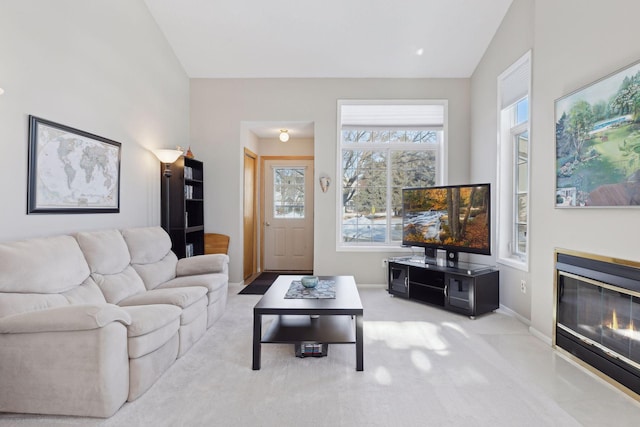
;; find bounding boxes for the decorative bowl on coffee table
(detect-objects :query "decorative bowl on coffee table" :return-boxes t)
[301,276,318,288]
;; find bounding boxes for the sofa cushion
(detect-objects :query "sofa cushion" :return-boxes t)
[159,273,228,305]
[127,320,179,359]
[76,229,131,275]
[62,277,105,302]
[118,286,207,309]
[122,227,172,265]
[76,230,147,304]
[120,305,181,359]
[130,252,178,291]
[121,226,179,290]
[92,266,147,305]
[120,305,181,338]
[180,296,208,325]
[0,235,90,294]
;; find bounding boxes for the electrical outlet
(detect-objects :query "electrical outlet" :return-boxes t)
[382,258,388,269]
[520,279,527,294]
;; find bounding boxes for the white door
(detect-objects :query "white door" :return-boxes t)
[263,159,314,271]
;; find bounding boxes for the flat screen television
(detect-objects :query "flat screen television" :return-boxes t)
[401,183,491,260]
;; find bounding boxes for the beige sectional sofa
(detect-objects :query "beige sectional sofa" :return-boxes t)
[0,226,229,418]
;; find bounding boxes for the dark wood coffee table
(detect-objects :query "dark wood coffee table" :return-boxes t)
[252,275,363,371]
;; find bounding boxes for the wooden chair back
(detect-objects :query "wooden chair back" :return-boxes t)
[204,233,230,255]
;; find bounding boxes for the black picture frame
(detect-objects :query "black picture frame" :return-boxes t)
[27,116,121,214]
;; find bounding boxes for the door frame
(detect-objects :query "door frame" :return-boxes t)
[243,148,258,279]
[260,155,314,272]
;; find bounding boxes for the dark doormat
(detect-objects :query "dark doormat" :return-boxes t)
[238,271,312,295]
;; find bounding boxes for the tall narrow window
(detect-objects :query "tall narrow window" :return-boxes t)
[337,100,447,249]
[497,52,531,269]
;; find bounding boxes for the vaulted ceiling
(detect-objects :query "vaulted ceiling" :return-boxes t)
[144,0,514,79]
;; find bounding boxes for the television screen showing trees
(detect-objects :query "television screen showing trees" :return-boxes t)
[402,184,490,254]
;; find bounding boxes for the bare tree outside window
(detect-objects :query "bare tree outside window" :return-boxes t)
[340,128,441,245]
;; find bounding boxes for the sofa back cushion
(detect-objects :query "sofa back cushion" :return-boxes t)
[121,227,177,290]
[0,278,106,318]
[76,229,146,304]
[0,235,104,318]
[0,235,90,294]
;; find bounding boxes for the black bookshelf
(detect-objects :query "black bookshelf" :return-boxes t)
[160,156,204,258]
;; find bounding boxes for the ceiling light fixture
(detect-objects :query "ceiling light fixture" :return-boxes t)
[279,129,289,142]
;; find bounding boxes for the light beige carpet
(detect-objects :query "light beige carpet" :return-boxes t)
[0,283,613,426]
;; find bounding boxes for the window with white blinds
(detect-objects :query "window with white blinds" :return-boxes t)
[497,51,531,271]
[337,100,447,249]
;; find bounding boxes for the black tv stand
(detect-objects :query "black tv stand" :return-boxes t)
[387,257,499,318]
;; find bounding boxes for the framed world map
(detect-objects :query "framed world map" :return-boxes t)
[27,116,121,214]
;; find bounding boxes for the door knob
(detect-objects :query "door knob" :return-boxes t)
[265,222,271,226]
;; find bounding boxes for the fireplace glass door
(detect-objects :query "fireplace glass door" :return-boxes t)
[557,273,640,368]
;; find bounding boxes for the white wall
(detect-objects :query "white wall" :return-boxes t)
[0,0,189,242]
[258,137,314,157]
[191,78,471,283]
[471,0,640,338]
[529,0,640,338]
[470,0,535,321]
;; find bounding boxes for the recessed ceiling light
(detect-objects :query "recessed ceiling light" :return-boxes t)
[415,48,424,56]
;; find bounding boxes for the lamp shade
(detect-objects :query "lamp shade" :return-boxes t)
[279,130,289,142]
[153,149,183,164]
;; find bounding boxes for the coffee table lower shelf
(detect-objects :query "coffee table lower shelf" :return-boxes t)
[261,315,356,344]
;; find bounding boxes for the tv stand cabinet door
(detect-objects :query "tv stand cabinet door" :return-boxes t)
[445,270,499,317]
[388,262,408,297]
[445,274,473,314]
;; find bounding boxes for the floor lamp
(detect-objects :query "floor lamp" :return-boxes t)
[152,149,183,233]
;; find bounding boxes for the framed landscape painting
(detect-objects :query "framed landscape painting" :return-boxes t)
[27,116,121,214]
[555,59,640,207]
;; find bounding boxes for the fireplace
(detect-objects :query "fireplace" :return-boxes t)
[554,249,640,395]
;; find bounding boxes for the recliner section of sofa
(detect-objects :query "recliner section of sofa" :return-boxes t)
[119,304,181,401]
[0,227,229,418]
[122,226,229,329]
[0,235,132,418]
[77,228,210,357]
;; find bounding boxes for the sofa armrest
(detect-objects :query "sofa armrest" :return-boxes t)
[176,253,229,277]
[0,304,131,334]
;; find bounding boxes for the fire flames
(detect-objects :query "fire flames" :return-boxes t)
[605,309,639,340]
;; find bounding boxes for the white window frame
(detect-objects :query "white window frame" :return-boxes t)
[336,99,448,251]
[497,51,531,271]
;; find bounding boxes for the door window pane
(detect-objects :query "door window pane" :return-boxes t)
[273,167,305,218]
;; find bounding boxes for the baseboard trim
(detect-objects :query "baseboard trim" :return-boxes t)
[498,304,530,326]
[529,326,552,346]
